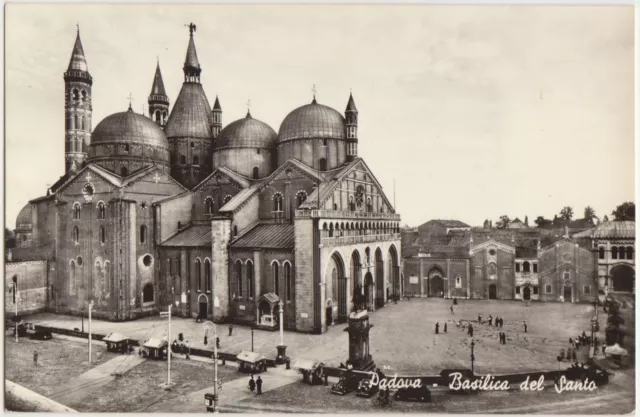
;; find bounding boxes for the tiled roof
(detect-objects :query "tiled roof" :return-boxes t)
[230,223,294,250]
[515,247,538,259]
[160,225,211,247]
[165,83,213,139]
[194,166,251,191]
[219,183,261,212]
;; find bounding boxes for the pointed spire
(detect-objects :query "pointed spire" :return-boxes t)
[150,60,168,97]
[213,95,221,110]
[246,99,252,118]
[183,23,201,81]
[311,84,317,104]
[346,90,357,112]
[68,25,88,72]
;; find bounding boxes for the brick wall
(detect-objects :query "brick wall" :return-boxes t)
[5,261,49,316]
[157,193,193,243]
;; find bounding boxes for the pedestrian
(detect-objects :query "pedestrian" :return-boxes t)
[488,315,493,326]
[324,374,329,386]
[500,318,504,328]
[478,314,482,324]
[229,324,233,337]
[523,321,527,333]
[450,305,454,315]
[256,376,263,395]
[185,340,191,360]
[444,322,447,333]
[569,337,574,349]
[216,337,220,349]
[502,333,507,345]
[435,322,440,335]
[204,333,208,346]
[468,323,473,337]
[33,350,38,366]
[249,375,256,392]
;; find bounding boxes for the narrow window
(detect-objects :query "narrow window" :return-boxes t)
[515,263,520,272]
[205,197,214,215]
[236,260,243,298]
[523,261,530,273]
[599,247,605,259]
[627,246,634,260]
[619,246,626,260]
[296,191,307,207]
[247,262,254,298]
[121,166,128,177]
[196,259,202,291]
[234,225,238,236]
[100,226,106,243]
[612,247,618,259]
[273,262,279,296]
[273,193,283,212]
[545,284,552,294]
[533,263,538,273]
[140,225,147,244]
[319,158,327,171]
[285,263,292,301]
[73,226,79,243]
[168,259,173,277]
[143,283,154,302]
[253,167,259,179]
[180,155,186,165]
[97,202,106,219]
[533,286,539,295]
[193,155,199,165]
[205,259,211,292]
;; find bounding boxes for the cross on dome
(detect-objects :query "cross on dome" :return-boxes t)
[127,92,134,111]
[311,84,317,103]
[246,99,252,118]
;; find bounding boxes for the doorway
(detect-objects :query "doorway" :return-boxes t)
[563,286,572,302]
[430,276,444,297]
[326,306,333,326]
[489,284,497,300]
[199,301,207,319]
[523,286,531,301]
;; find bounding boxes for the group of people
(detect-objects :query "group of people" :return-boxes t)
[498,332,507,344]
[434,322,448,334]
[248,375,263,395]
[479,313,505,328]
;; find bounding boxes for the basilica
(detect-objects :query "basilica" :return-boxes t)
[8,25,402,334]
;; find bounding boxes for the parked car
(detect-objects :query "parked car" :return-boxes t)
[394,384,432,402]
[356,378,379,398]
[331,373,360,395]
[25,323,53,340]
[6,320,27,337]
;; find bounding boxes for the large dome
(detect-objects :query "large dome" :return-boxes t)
[278,101,346,143]
[15,204,32,231]
[88,108,170,173]
[215,113,277,150]
[91,109,169,148]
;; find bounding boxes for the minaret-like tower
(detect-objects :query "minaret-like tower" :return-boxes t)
[63,26,93,173]
[148,60,169,127]
[212,95,222,139]
[345,92,358,161]
[183,23,201,83]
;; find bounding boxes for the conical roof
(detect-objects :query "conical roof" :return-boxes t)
[183,35,201,75]
[346,93,357,112]
[165,83,213,139]
[68,28,88,72]
[213,95,221,111]
[150,61,167,98]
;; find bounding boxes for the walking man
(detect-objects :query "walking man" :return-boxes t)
[478,313,482,324]
[33,350,38,366]
[450,305,454,315]
[523,321,528,333]
[204,331,208,346]
[249,375,256,392]
[444,322,448,333]
[256,376,263,395]
[216,337,220,349]
[229,324,234,337]
[467,323,473,337]
[435,322,440,335]
[488,315,493,326]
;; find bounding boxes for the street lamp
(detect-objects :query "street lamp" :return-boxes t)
[203,321,219,413]
[470,340,475,374]
[251,326,255,353]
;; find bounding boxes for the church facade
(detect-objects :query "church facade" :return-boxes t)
[8,25,402,334]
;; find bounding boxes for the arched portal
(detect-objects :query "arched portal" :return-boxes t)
[611,265,635,293]
[330,252,348,323]
[198,294,209,320]
[489,284,497,300]
[364,272,374,311]
[523,286,531,301]
[388,245,399,300]
[428,266,445,297]
[375,248,384,307]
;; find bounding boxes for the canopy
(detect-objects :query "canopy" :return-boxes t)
[237,350,266,364]
[143,338,168,349]
[103,332,128,343]
[604,344,629,356]
[293,359,321,371]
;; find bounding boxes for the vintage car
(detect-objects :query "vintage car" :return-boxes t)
[330,373,361,395]
[237,351,269,374]
[394,384,432,402]
[355,378,379,398]
[104,332,134,354]
[25,323,53,340]
[293,359,325,385]
[563,364,610,386]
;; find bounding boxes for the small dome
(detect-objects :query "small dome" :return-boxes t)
[215,113,277,150]
[91,109,169,148]
[16,204,32,231]
[278,101,346,143]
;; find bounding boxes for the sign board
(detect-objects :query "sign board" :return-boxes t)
[300,313,308,318]
[239,305,246,311]
[409,276,419,284]
[214,297,220,307]
[181,293,187,303]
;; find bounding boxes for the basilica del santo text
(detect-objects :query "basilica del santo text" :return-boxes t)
[8,25,403,334]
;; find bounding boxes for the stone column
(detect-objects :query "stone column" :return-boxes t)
[253,250,262,299]
[465,259,471,299]
[211,219,231,321]
[419,260,424,297]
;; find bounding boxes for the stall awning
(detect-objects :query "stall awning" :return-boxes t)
[257,292,280,307]
[237,351,266,363]
[143,338,168,349]
[293,359,320,371]
[103,332,128,343]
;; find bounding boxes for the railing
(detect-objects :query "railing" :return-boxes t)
[295,209,401,221]
[320,233,400,246]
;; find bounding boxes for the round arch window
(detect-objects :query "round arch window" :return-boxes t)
[76,256,83,266]
[562,252,573,263]
[82,183,95,202]
[489,249,497,256]
[143,255,153,267]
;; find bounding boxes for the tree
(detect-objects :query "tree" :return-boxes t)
[534,216,553,229]
[611,202,635,221]
[560,206,574,221]
[583,206,598,224]
[497,215,510,229]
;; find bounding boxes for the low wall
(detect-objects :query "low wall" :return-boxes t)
[5,380,77,412]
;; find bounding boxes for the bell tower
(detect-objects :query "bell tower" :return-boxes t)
[148,60,170,127]
[63,26,93,173]
[345,92,358,161]
[212,95,222,140]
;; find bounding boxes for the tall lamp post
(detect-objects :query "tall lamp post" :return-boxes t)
[12,279,18,342]
[470,340,475,374]
[251,326,255,352]
[276,301,287,364]
[203,321,219,413]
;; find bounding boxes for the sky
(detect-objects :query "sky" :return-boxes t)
[4,4,635,229]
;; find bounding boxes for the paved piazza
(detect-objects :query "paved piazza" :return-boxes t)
[8,297,635,413]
